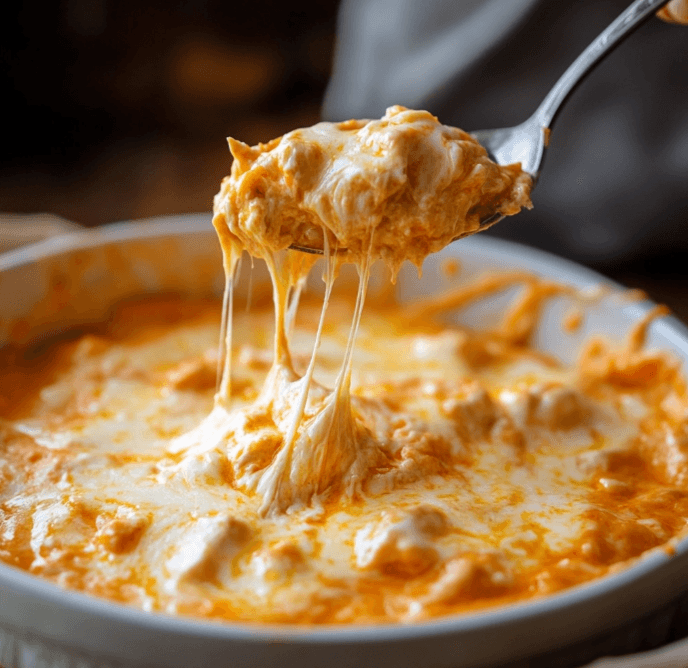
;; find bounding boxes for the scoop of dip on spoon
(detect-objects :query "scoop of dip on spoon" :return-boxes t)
[216,105,532,275]
[215,0,675,271]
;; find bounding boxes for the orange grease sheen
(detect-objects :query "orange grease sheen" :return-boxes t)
[0,274,686,624]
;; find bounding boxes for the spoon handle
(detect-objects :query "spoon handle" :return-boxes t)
[534,0,671,130]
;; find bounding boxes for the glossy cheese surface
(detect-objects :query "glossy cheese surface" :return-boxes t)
[0,109,684,626]
[1,279,687,625]
[214,105,532,271]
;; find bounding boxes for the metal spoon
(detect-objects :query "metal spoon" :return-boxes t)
[290,0,671,255]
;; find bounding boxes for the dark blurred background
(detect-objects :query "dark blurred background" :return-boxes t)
[1,0,688,318]
[0,0,338,225]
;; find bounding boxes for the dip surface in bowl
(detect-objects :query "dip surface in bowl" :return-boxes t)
[1,268,687,625]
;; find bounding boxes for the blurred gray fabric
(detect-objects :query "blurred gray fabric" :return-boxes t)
[323,0,688,267]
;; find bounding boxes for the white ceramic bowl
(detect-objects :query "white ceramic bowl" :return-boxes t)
[1,214,688,668]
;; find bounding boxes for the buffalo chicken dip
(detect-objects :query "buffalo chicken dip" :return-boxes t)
[1,109,687,625]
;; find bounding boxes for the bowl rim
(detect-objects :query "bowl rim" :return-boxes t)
[2,213,688,647]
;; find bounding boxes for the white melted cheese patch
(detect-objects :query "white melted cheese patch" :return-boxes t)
[0,295,663,624]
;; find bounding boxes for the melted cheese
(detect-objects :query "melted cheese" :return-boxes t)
[205,106,532,517]
[1,109,687,625]
[0,282,687,624]
[215,105,532,271]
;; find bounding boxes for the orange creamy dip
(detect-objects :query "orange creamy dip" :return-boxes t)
[215,105,532,271]
[1,109,687,625]
[208,106,533,517]
[0,277,686,624]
